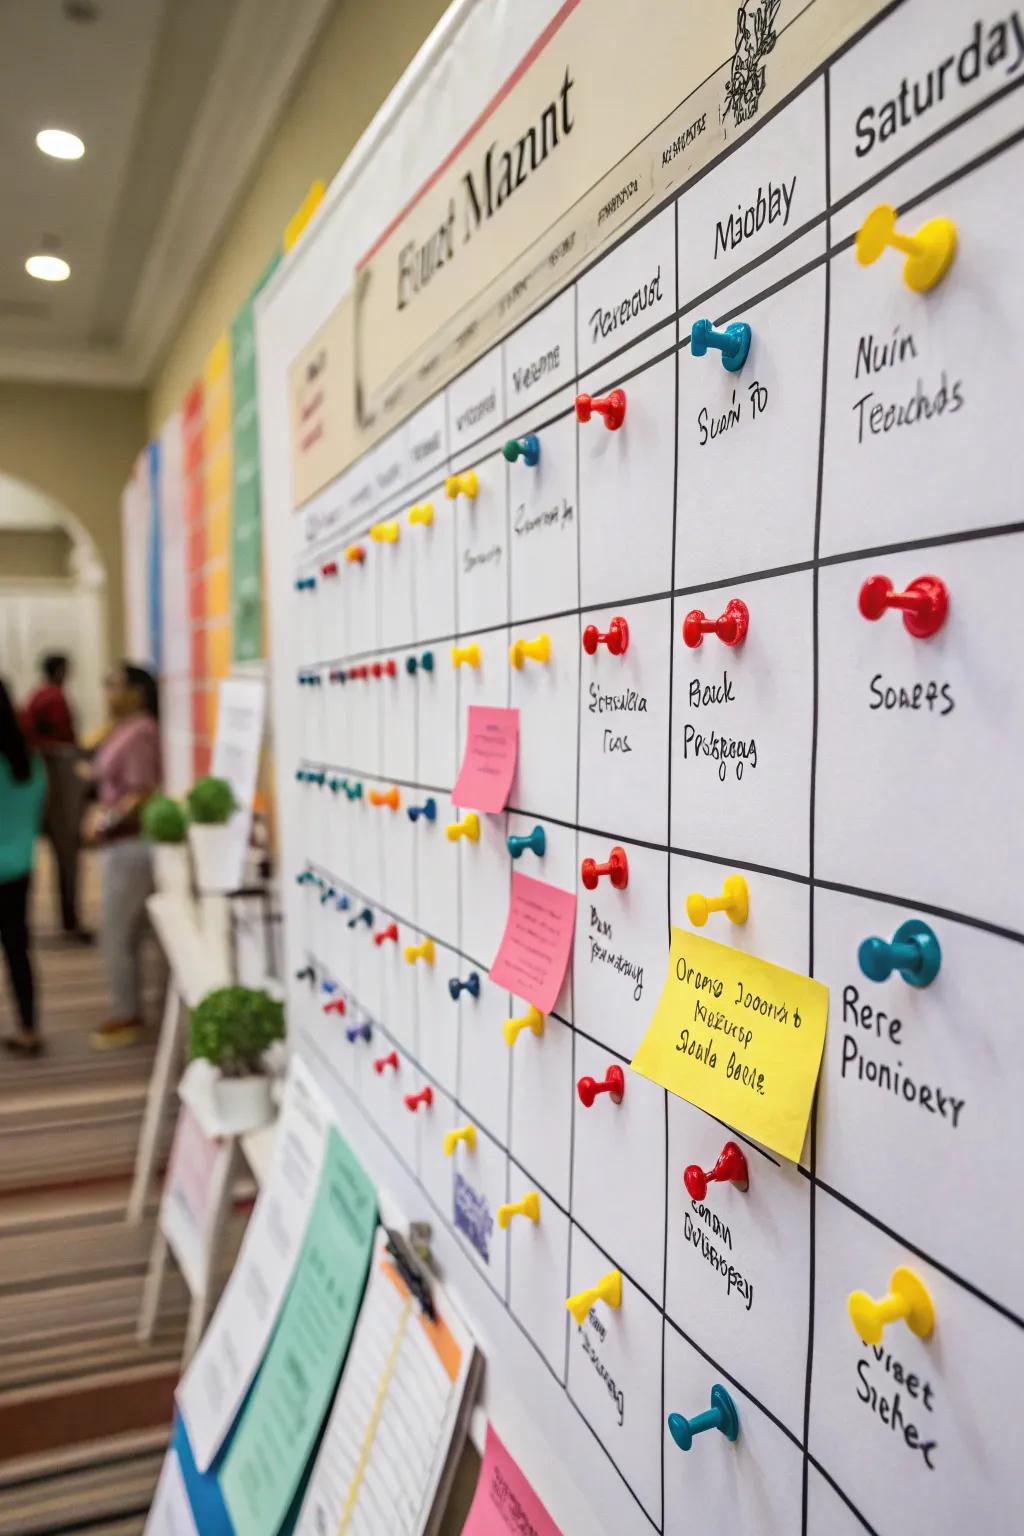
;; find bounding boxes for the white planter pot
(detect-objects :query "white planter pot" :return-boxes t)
[152,842,191,898]
[212,1072,274,1135]
[188,823,237,894]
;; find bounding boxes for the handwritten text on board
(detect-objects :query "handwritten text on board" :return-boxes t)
[453,706,519,812]
[489,872,576,1014]
[631,929,828,1162]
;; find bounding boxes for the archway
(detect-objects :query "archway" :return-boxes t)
[0,475,109,737]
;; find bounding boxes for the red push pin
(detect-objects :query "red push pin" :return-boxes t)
[374,1050,399,1074]
[683,1141,749,1201]
[371,659,397,678]
[322,998,347,1016]
[321,559,339,577]
[682,599,749,649]
[404,1085,433,1112]
[373,922,399,946]
[577,1064,625,1107]
[858,574,948,638]
[583,616,629,656]
[581,845,629,891]
[348,664,368,680]
[575,388,626,431]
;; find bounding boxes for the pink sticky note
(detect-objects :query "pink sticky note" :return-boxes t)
[452,706,518,813]
[462,1423,563,1536]
[489,872,576,1015]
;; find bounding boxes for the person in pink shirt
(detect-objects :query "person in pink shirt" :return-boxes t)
[85,663,162,1051]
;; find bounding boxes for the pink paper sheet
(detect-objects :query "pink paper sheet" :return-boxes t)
[462,1423,563,1536]
[489,872,576,1014]
[452,706,519,813]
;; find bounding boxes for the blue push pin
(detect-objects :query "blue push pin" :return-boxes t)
[507,825,546,860]
[503,434,540,467]
[348,906,373,929]
[858,919,941,988]
[321,978,337,994]
[295,965,315,983]
[335,893,351,912]
[448,971,481,1001]
[667,1385,740,1452]
[407,797,437,824]
[346,1021,373,1044]
[690,317,752,373]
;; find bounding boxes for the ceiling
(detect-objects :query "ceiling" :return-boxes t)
[0,0,335,388]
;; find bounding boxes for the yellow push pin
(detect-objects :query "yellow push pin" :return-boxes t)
[451,643,481,669]
[446,813,480,843]
[503,1006,545,1047]
[404,936,436,966]
[445,470,479,501]
[855,203,957,293]
[496,1190,541,1229]
[443,1123,477,1157]
[686,874,749,928]
[407,501,434,527]
[509,632,551,669]
[369,520,400,543]
[848,1266,934,1346]
[566,1269,622,1325]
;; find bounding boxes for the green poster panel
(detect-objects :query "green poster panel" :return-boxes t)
[230,254,280,662]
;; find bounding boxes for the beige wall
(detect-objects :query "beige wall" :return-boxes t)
[0,382,146,653]
[147,0,451,431]
[0,527,73,579]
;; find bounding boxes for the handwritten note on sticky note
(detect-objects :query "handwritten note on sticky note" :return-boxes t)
[463,1423,563,1536]
[452,706,518,813]
[631,929,828,1163]
[489,872,576,1014]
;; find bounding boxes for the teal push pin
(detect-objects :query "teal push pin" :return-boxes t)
[667,1385,740,1452]
[328,776,347,794]
[859,919,941,988]
[347,906,373,929]
[507,824,546,860]
[407,797,437,823]
[345,780,363,801]
[295,768,307,783]
[503,434,540,467]
[405,650,435,675]
[690,317,751,373]
[319,885,336,905]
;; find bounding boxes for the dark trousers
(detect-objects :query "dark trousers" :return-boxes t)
[42,751,83,932]
[0,875,34,1034]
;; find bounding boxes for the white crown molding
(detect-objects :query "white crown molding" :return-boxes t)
[0,0,334,391]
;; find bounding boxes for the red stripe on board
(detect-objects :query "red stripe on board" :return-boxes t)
[356,0,583,269]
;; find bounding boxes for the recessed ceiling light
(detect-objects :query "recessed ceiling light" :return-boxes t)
[36,128,85,161]
[26,255,70,283]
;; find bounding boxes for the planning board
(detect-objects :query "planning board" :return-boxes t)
[259,1,1024,1530]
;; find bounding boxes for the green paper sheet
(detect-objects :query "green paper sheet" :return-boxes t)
[219,1126,377,1536]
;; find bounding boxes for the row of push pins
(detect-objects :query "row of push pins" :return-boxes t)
[297,203,958,573]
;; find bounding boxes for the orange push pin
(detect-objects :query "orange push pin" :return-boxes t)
[686,875,748,927]
[443,1123,477,1156]
[368,785,400,811]
[848,1266,935,1346]
[407,501,434,527]
[855,203,957,293]
[445,470,479,501]
[345,543,366,564]
[566,1269,622,1323]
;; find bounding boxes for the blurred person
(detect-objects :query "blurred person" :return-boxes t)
[0,678,46,1056]
[85,663,162,1051]
[22,653,91,943]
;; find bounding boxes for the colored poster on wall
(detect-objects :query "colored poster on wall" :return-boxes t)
[121,448,153,666]
[146,439,162,672]
[183,383,207,777]
[159,410,191,794]
[230,256,279,663]
[202,336,233,757]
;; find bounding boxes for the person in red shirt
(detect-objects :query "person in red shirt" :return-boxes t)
[22,654,91,943]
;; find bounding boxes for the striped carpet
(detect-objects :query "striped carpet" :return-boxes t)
[0,849,242,1533]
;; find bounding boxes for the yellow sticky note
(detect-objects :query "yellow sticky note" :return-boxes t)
[631,928,828,1163]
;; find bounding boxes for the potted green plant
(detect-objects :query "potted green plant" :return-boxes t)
[141,794,191,897]
[185,775,238,893]
[189,985,284,1131]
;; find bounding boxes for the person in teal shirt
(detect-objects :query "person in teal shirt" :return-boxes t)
[0,678,46,1056]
